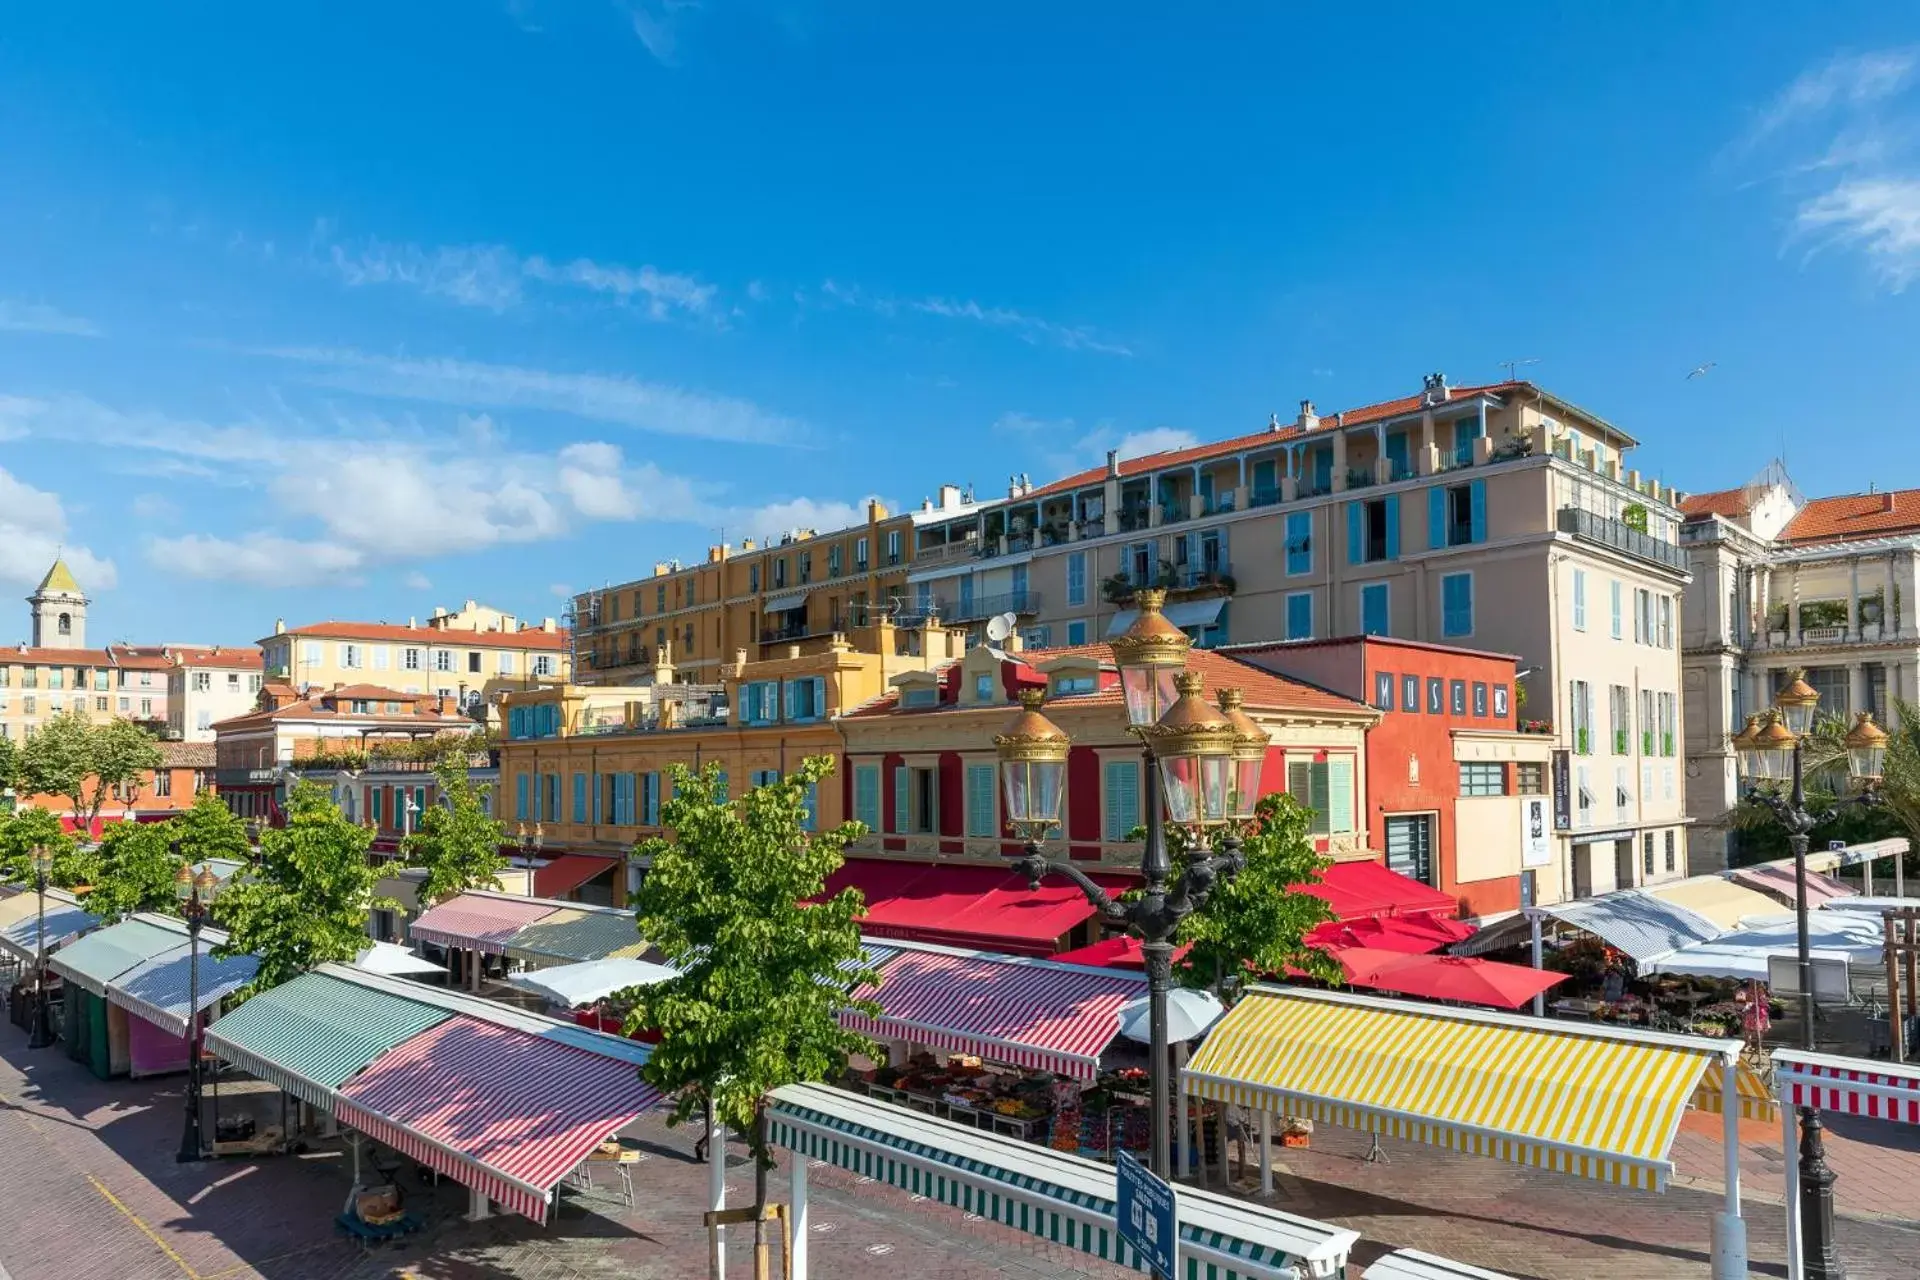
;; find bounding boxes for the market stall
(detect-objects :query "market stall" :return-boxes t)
[0,887,97,963]
[105,924,260,1076]
[1643,875,1793,931]
[48,916,190,1079]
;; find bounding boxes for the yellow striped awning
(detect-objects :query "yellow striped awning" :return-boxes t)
[1183,987,1742,1191]
[1693,1060,1778,1123]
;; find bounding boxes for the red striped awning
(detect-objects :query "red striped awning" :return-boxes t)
[840,946,1145,1080]
[335,1016,662,1222]
[408,894,559,955]
[1774,1049,1920,1126]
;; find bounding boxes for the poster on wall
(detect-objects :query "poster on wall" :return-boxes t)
[1520,796,1553,868]
[1551,750,1571,831]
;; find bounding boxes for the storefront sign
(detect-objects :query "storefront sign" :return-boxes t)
[1551,751,1571,831]
[1116,1151,1177,1278]
[1519,797,1552,868]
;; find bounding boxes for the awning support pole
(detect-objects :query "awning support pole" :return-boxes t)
[1710,1062,1748,1280]
[788,1153,809,1280]
[1175,1046,1190,1179]
[1258,1110,1273,1198]
[1865,860,1875,897]
[710,1108,728,1280]
[1530,914,1545,1017]
[1783,1097,1802,1280]
[1897,847,1906,899]
[466,1186,490,1221]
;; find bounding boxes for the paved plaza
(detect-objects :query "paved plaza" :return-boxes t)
[2,1036,1916,1280]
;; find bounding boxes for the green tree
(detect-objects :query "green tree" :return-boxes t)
[74,819,185,922]
[0,805,77,885]
[0,733,21,795]
[625,757,880,1263]
[18,712,164,834]
[172,789,253,868]
[401,755,508,905]
[214,780,389,994]
[1151,792,1339,1002]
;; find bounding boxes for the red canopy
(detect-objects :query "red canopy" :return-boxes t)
[824,859,1137,957]
[533,854,619,900]
[1333,947,1567,1010]
[1051,935,1193,970]
[1306,914,1471,955]
[1304,860,1458,921]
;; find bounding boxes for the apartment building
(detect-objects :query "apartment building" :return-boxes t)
[1680,464,1920,868]
[568,498,916,685]
[13,740,217,835]
[165,646,266,741]
[259,606,569,719]
[497,617,968,901]
[905,374,1694,904]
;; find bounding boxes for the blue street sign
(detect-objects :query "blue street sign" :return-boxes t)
[1115,1150,1178,1278]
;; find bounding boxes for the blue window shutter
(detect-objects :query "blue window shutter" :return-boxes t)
[715,770,729,802]
[855,765,879,829]
[1428,486,1446,550]
[782,680,797,723]
[1470,480,1487,543]
[812,676,827,719]
[893,767,911,833]
[1329,758,1355,833]
[592,773,603,825]
[1346,502,1363,565]
[516,774,527,820]
[1103,760,1140,842]
[572,772,586,823]
[802,781,819,832]
[1384,494,1401,559]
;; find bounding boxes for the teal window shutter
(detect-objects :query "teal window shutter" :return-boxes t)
[801,781,819,832]
[1328,758,1355,833]
[782,680,797,723]
[965,763,996,838]
[1470,480,1487,543]
[715,770,729,802]
[812,676,827,719]
[592,773,603,825]
[1428,486,1447,550]
[854,765,879,830]
[893,766,911,833]
[1346,502,1363,565]
[572,772,587,823]
[1384,494,1401,559]
[515,775,526,820]
[1309,764,1331,834]
[1103,760,1140,842]
[1287,593,1311,640]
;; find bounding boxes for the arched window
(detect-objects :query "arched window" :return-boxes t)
[57,612,71,635]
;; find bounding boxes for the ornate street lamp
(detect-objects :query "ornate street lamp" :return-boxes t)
[1733,678,1885,1280]
[999,591,1244,1182]
[173,860,220,1163]
[1215,687,1271,831]
[25,844,55,1050]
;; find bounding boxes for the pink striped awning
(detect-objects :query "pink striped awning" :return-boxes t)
[841,947,1145,1081]
[1728,863,1855,909]
[408,894,559,955]
[335,1016,661,1222]
[1774,1049,1920,1126]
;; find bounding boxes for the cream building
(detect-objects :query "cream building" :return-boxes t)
[911,373,1694,904]
[1680,465,1920,868]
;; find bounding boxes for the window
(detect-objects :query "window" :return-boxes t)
[1517,762,1546,794]
[1441,573,1473,637]
[1427,677,1444,715]
[1493,684,1510,718]
[974,673,995,702]
[1571,570,1587,631]
[22,696,33,715]
[1360,583,1389,636]
[1634,588,1653,645]
[1610,580,1623,639]
[749,563,761,593]
[965,763,997,838]
[1103,759,1141,841]
[195,709,212,730]
[1459,762,1505,796]
[828,545,842,578]
[1571,680,1593,754]
[1658,691,1676,756]
[902,687,939,709]
[1615,765,1633,816]
[1053,674,1097,696]
[751,769,781,789]
[1643,833,1656,878]
[1067,552,1087,606]
[1066,620,1088,645]
[1575,764,1593,827]
[785,676,827,722]
[99,697,110,713]
[192,671,212,692]
[643,773,662,825]
[1385,815,1435,886]
[1471,682,1488,717]
[1285,592,1312,641]
[117,696,129,713]
[516,773,529,820]
[1449,679,1466,715]
[434,650,453,673]
[533,655,554,677]
[799,550,813,584]
[467,651,482,674]
[1401,675,1420,713]
[1374,671,1394,710]
[404,647,421,671]
[340,643,362,669]
[855,536,870,571]
[1610,685,1631,755]
[498,652,516,674]
[1429,480,1486,547]
[886,530,902,565]
[301,641,322,666]
[249,673,262,692]
[741,680,780,724]
[1640,688,1655,755]
[657,584,669,611]
[1664,830,1676,872]
[1285,512,1312,575]
[1287,758,1355,836]
[894,765,937,834]
[153,771,171,798]
[1348,496,1399,564]
[853,764,881,830]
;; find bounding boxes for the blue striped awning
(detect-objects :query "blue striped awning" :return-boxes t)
[48,918,188,995]
[106,940,260,1037]
[0,901,98,960]
[768,1084,1355,1279]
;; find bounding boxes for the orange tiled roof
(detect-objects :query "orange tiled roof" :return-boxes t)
[1678,487,1753,520]
[173,646,264,669]
[158,741,216,768]
[842,642,1371,720]
[1,644,174,669]
[324,683,433,701]
[277,620,570,651]
[212,689,469,732]
[1779,490,1920,545]
[1021,381,1527,502]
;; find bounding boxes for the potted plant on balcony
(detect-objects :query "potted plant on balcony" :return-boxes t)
[1621,503,1649,534]
[1101,573,1135,605]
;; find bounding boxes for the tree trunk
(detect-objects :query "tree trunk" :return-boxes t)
[753,1102,771,1280]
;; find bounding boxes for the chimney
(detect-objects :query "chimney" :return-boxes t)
[1884,491,1896,514]
[409,616,417,628]
[868,498,888,521]
[742,537,756,551]
[1297,399,1320,432]
[1106,449,1121,478]
[432,606,447,619]
[1422,372,1451,405]
[542,618,556,632]
[786,644,801,660]
[463,599,477,612]
[653,643,673,685]
[1005,630,1025,654]
[1268,413,1282,433]
[274,618,286,635]
[938,483,961,510]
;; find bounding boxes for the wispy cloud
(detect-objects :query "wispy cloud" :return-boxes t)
[323,232,717,320]
[402,570,433,591]
[1746,49,1917,147]
[993,410,1196,480]
[816,280,1132,356]
[0,466,116,590]
[241,345,803,444]
[623,0,698,63]
[1797,178,1920,288]
[0,299,100,338]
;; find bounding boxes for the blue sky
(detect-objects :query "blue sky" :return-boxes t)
[3,5,1919,647]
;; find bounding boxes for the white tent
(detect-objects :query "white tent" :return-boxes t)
[507,957,677,1008]
[353,941,447,978]
[1641,912,1885,982]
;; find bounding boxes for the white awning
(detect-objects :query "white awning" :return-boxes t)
[1104,597,1225,638]
[763,590,810,615]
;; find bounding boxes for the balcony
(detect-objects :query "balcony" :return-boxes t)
[1102,563,1235,606]
[759,620,811,644]
[899,590,1040,625]
[912,540,977,568]
[1555,507,1688,574]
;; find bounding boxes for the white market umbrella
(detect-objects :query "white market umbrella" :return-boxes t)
[1117,987,1224,1044]
[507,958,678,1008]
[353,942,447,978]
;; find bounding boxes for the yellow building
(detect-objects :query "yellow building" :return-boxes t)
[498,619,968,901]
[570,498,923,684]
[259,604,570,720]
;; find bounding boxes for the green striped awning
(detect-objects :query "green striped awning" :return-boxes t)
[768,1084,1355,1280]
[204,971,452,1110]
[49,918,188,996]
[502,908,649,964]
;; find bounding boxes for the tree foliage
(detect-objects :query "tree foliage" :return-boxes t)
[0,805,77,886]
[214,780,389,994]
[1163,792,1339,1001]
[172,789,253,868]
[17,712,164,833]
[625,757,881,1161]
[402,755,508,905]
[72,820,185,923]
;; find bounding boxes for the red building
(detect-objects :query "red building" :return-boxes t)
[1227,636,1553,921]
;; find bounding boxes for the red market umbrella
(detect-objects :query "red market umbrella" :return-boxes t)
[1051,936,1192,970]
[1334,948,1567,1010]
[1306,915,1466,955]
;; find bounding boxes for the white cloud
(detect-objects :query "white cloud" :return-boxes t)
[734,496,876,539]
[1112,427,1200,460]
[325,234,716,320]
[273,447,567,558]
[244,346,802,444]
[557,441,644,519]
[549,582,574,599]
[624,0,697,63]
[130,493,178,521]
[0,467,117,591]
[1750,49,1917,144]
[746,279,769,302]
[402,570,433,591]
[523,255,716,319]
[1797,177,1920,288]
[150,532,363,583]
[911,297,1133,357]
[0,300,99,338]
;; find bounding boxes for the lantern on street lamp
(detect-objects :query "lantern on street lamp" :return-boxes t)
[1774,670,1821,736]
[1749,711,1799,785]
[1843,712,1890,786]
[1141,672,1238,831]
[993,688,1070,845]
[1108,588,1191,729]
[1215,688,1270,826]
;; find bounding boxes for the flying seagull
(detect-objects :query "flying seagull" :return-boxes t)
[1686,362,1716,380]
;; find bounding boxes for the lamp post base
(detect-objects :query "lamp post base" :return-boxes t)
[1798,1107,1844,1280]
[25,996,53,1050]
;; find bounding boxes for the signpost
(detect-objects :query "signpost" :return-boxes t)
[1116,1150,1178,1279]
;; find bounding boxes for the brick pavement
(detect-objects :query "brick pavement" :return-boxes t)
[4,1029,1919,1280]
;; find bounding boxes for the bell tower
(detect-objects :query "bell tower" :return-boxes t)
[29,558,87,649]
